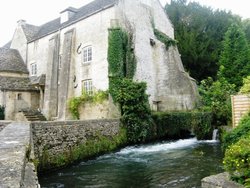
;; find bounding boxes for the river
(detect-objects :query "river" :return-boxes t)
[39,137,224,188]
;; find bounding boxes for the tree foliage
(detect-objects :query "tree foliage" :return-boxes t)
[239,76,250,94]
[199,77,236,126]
[166,0,240,81]
[218,23,250,89]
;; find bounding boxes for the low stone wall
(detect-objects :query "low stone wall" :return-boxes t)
[31,119,125,171]
[0,122,39,187]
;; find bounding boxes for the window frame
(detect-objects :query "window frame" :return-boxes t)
[82,79,93,95]
[30,63,37,76]
[82,45,92,64]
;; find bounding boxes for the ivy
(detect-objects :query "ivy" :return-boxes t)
[153,28,177,50]
[113,79,153,143]
[68,90,109,119]
[108,28,152,143]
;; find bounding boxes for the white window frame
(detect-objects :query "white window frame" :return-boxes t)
[30,63,37,76]
[82,46,92,64]
[82,79,93,95]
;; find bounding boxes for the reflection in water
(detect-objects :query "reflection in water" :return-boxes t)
[39,138,223,188]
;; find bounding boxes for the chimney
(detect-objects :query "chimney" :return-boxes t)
[17,19,26,26]
[60,7,78,24]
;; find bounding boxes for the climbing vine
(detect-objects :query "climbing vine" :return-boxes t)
[153,28,177,50]
[108,28,152,143]
[68,90,109,119]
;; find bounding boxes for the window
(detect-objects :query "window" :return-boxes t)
[82,46,92,63]
[17,93,22,100]
[31,63,37,76]
[82,79,93,95]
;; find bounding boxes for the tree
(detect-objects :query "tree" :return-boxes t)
[218,23,250,89]
[199,77,236,126]
[166,0,240,81]
[239,75,250,94]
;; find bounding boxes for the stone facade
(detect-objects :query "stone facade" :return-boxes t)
[3,0,199,120]
[0,49,40,121]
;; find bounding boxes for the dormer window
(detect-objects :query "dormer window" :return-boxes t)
[60,7,78,24]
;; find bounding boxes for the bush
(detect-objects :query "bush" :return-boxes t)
[0,106,4,120]
[223,134,250,186]
[199,77,236,126]
[222,112,250,150]
[152,111,213,140]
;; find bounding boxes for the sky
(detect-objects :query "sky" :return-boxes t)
[0,0,250,47]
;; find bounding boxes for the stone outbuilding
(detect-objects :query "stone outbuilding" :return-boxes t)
[0,48,39,120]
[1,0,199,121]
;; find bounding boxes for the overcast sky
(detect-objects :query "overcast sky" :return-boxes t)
[0,0,249,47]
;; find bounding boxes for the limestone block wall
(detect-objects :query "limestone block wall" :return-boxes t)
[79,99,120,120]
[31,119,120,165]
[10,24,28,63]
[27,34,54,76]
[115,0,199,110]
[2,91,39,120]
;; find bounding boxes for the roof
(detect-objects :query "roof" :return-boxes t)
[30,74,46,86]
[2,41,11,49]
[60,7,78,13]
[21,24,40,42]
[0,48,28,74]
[0,76,38,91]
[29,0,117,42]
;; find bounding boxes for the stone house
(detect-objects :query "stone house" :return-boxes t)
[1,0,199,121]
[0,48,39,120]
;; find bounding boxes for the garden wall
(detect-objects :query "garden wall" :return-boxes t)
[31,119,126,171]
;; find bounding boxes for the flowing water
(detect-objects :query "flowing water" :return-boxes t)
[39,138,224,188]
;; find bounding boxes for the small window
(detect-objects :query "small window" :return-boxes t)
[82,46,92,64]
[59,54,62,69]
[17,93,22,100]
[31,63,37,76]
[82,79,93,95]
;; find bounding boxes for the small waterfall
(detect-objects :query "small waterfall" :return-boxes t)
[212,129,219,140]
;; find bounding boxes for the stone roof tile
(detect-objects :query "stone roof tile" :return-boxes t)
[0,48,28,74]
[30,0,117,41]
[0,76,38,91]
[21,24,40,42]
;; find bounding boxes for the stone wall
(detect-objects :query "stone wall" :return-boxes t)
[31,119,124,170]
[79,99,120,120]
[0,122,39,188]
[115,0,199,111]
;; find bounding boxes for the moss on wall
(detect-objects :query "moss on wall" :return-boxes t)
[37,128,127,172]
[152,111,213,140]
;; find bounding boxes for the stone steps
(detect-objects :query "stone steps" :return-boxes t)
[22,110,47,121]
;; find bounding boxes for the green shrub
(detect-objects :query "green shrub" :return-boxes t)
[152,111,212,140]
[222,112,250,150]
[223,134,250,186]
[153,28,177,50]
[68,90,108,119]
[113,79,153,143]
[0,106,4,120]
[108,28,152,143]
[199,77,236,126]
